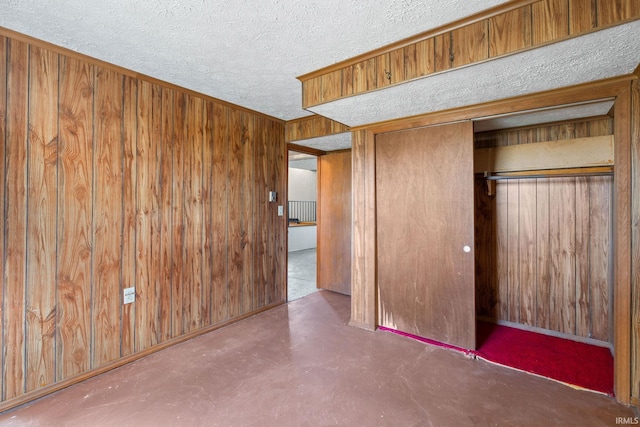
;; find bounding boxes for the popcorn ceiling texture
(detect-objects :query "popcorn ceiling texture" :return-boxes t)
[0,0,509,120]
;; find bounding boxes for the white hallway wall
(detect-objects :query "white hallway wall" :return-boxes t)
[288,167,317,252]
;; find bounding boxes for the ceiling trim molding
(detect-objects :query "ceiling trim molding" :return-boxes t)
[296,0,537,81]
[0,25,285,124]
[287,143,327,157]
[351,75,636,134]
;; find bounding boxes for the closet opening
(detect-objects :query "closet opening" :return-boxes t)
[472,99,616,395]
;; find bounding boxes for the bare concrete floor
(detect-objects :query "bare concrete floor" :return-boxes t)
[0,291,636,427]
[287,248,318,301]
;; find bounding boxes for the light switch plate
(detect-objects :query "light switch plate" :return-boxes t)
[278,205,284,216]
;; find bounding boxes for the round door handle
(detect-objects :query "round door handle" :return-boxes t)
[463,245,471,253]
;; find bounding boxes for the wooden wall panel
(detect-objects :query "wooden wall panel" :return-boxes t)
[631,79,640,403]
[121,75,136,357]
[0,36,6,399]
[0,29,287,409]
[274,121,287,303]
[4,39,29,400]
[597,0,640,26]
[159,88,174,341]
[253,117,268,308]
[212,103,230,323]
[569,0,596,34]
[228,109,243,318]
[26,46,58,392]
[489,6,532,57]
[241,114,254,312]
[474,117,613,342]
[285,115,349,143]
[317,151,352,295]
[452,21,488,68]
[202,101,214,326]
[64,78,91,367]
[171,92,186,337]
[532,0,569,44]
[93,67,124,367]
[434,33,452,72]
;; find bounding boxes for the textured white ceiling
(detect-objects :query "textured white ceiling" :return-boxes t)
[473,100,615,132]
[309,21,640,127]
[0,0,510,121]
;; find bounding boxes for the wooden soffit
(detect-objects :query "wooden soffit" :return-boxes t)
[299,0,640,127]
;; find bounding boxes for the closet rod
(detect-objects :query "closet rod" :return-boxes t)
[482,166,614,181]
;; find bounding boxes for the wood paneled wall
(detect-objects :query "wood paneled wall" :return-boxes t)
[0,32,286,408]
[299,0,640,108]
[285,114,349,143]
[475,117,613,342]
[631,79,640,405]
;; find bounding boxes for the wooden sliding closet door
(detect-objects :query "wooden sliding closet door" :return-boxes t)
[376,121,475,350]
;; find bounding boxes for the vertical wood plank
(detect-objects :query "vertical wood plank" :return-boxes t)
[272,122,286,303]
[574,176,590,338]
[452,21,489,68]
[495,181,509,321]
[597,0,640,26]
[533,0,569,44]
[353,59,376,94]
[389,48,404,85]
[171,92,186,337]
[569,0,596,34]
[614,82,632,403]
[474,178,495,318]
[0,36,6,398]
[434,33,452,72]
[242,114,254,311]
[121,75,136,356]
[302,77,321,109]
[228,109,243,317]
[253,117,268,308]
[57,55,93,380]
[321,70,341,103]
[212,103,229,322]
[589,176,611,341]
[375,53,391,89]
[507,180,520,323]
[184,95,204,331]
[267,120,278,305]
[550,178,576,335]
[341,65,353,97]
[26,46,58,392]
[202,100,214,325]
[135,80,154,349]
[92,66,123,367]
[159,88,174,341]
[4,38,28,400]
[518,179,536,326]
[149,84,163,341]
[630,79,640,401]
[403,44,418,81]
[489,6,532,57]
[414,38,435,78]
[535,179,551,329]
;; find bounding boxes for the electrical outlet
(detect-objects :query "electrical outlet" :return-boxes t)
[123,287,135,304]
[278,205,284,216]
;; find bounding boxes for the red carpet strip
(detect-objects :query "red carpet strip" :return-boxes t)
[475,321,613,395]
[380,322,613,395]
